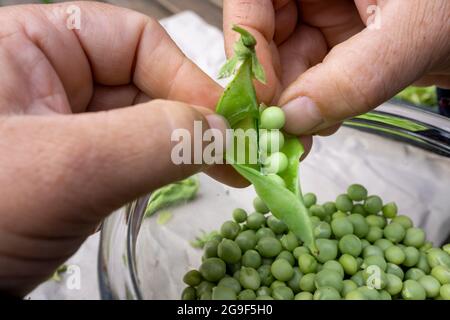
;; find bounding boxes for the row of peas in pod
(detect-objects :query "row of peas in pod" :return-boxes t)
[258,106,288,184]
[182,184,450,300]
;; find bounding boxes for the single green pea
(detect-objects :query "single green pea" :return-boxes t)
[386,273,403,296]
[347,184,368,201]
[263,152,289,174]
[287,267,303,293]
[295,292,313,300]
[392,215,413,229]
[405,268,426,281]
[220,220,241,240]
[360,239,371,250]
[339,254,358,276]
[420,241,433,252]
[382,202,398,219]
[237,289,256,300]
[352,204,367,216]
[357,286,381,300]
[259,130,285,153]
[323,202,337,216]
[401,280,426,300]
[212,286,237,300]
[350,271,365,287]
[345,290,366,300]
[256,237,282,258]
[183,270,202,287]
[427,248,450,268]
[440,284,450,300]
[255,227,275,241]
[363,244,384,258]
[203,239,220,259]
[246,212,266,230]
[196,281,215,296]
[299,273,316,292]
[386,263,404,280]
[276,250,296,266]
[253,197,270,214]
[403,246,420,267]
[385,245,406,265]
[416,252,431,274]
[379,290,392,300]
[232,208,247,223]
[403,227,426,248]
[314,221,332,239]
[335,194,353,212]
[316,239,338,263]
[309,204,327,220]
[431,265,450,285]
[303,192,317,208]
[218,239,242,264]
[339,234,362,257]
[362,255,387,271]
[266,215,288,234]
[257,264,275,287]
[260,106,285,130]
[315,269,343,293]
[363,195,383,215]
[331,217,354,238]
[365,215,387,229]
[313,286,341,300]
[418,275,441,298]
[256,286,272,297]
[272,286,294,300]
[293,246,309,259]
[443,244,450,255]
[298,253,318,274]
[365,226,383,243]
[199,258,226,282]
[270,280,286,290]
[235,230,257,252]
[323,260,345,279]
[218,277,241,294]
[199,291,212,300]
[374,239,394,251]
[241,249,262,269]
[280,231,299,251]
[383,222,406,243]
[181,287,197,300]
[361,269,388,290]
[342,280,358,297]
[271,259,294,282]
[347,214,369,238]
[332,211,348,220]
[239,267,261,290]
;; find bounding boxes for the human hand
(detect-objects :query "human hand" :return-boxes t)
[224,0,450,140]
[0,1,241,296]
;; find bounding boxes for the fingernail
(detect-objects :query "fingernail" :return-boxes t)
[205,114,232,152]
[282,97,323,134]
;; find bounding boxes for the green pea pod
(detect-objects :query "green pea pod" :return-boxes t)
[144,176,199,218]
[215,26,317,254]
[231,159,317,254]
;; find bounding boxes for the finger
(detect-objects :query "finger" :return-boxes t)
[87,84,141,111]
[205,165,250,188]
[316,123,341,136]
[274,1,298,45]
[223,0,281,104]
[0,100,229,240]
[7,2,222,112]
[299,135,313,161]
[280,0,450,135]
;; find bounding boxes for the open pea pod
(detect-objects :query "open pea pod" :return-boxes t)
[216,26,317,254]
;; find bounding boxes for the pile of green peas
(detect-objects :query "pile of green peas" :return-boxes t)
[182,184,450,300]
[258,106,288,184]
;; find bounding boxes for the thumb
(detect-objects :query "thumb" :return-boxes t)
[279,0,450,135]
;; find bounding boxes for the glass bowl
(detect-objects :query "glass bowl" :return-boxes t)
[98,101,450,300]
